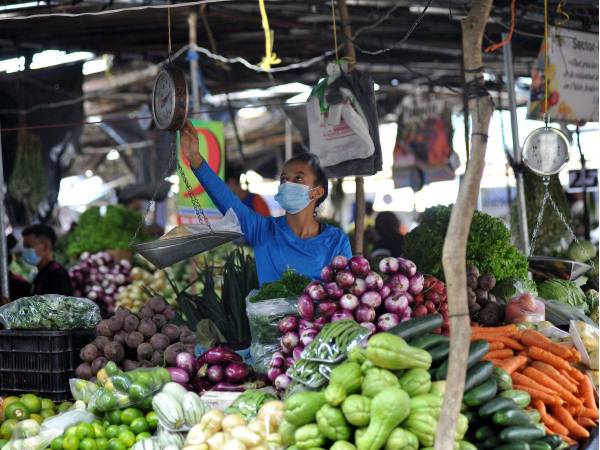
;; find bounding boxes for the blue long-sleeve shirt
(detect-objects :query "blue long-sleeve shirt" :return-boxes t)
[193,162,352,285]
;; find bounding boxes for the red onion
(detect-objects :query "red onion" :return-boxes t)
[167,367,190,385]
[397,258,417,277]
[340,293,359,311]
[306,281,327,301]
[285,357,295,368]
[225,362,250,383]
[331,255,349,270]
[360,291,382,308]
[365,271,384,291]
[349,278,367,297]
[377,313,401,331]
[349,255,370,277]
[300,328,317,346]
[320,265,335,282]
[388,273,409,292]
[384,292,410,315]
[270,354,284,368]
[298,319,314,331]
[274,374,292,390]
[292,346,304,361]
[325,282,344,299]
[378,257,400,274]
[360,322,377,335]
[298,295,315,320]
[408,273,424,295]
[279,315,299,334]
[207,365,224,383]
[175,352,196,375]
[203,347,242,365]
[313,317,328,330]
[318,301,337,318]
[331,310,354,322]
[281,331,299,350]
[355,304,376,322]
[379,284,391,299]
[267,366,282,382]
[336,270,355,289]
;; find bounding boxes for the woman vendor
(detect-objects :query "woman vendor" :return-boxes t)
[181,121,352,285]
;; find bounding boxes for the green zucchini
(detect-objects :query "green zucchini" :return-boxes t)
[388,314,443,341]
[479,397,518,417]
[481,436,502,449]
[524,409,541,424]
[462,410,478,424]
[497,444,530,450]
[541,435,563,449]
[435,340,489,380]
[410,333,449,350]
[495,367,513,391]
[492,409,533,427]
[499,426,545,443]
[464,361,495,392]
[463,377,498,407]
[429,342,451,364]
[474,425,494,441]
[500,389,531,409]
[529,442,551,450]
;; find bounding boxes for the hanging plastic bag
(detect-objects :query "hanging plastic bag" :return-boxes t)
[505,291,545,324]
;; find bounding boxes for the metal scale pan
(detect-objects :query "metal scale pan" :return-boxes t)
[528,256,592,281]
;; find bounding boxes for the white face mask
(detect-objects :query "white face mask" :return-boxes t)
[274,182,316,214]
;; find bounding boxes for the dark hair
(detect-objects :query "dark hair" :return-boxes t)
[375,211,401,237]
[22,224,57,246]
[226,164,244,184]
[285,153,329,207]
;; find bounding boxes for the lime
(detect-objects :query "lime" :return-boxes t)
[105,425,120,439]
[129,417,148,435]
[58,402,73,413]
[80,437,98,450]
[103,420,111,429]
[156,367,171,383]
[20,393,41,413]
[118,429,136,448]
[0,419,17,440]
[29,413,44,424]
[137,397,153,413]
[92,422,105,438]
[41,398,54,411]
[135,432,151,442]
[145,411,158,431]
[65,426,78,439]
[104,362,121,377]
[77,422,94,439]
[63,435,80,450]
[127,384,147,401]
[106,438,126,450]
[117,425,129,435]
[50,436,64,450]
[120,408,143,425]
[96,437,109,450]
[107,410,121,425]
[135,372,153,387]
[5,401,29,421]
[3,396,20,410]
[40,408,55,419]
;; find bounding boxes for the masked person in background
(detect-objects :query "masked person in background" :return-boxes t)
[181,121,351,285]
[0,234,32,303]
[22,224,73,296]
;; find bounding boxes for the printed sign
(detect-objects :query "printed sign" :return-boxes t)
[176,120,225,224]
[528,27,599,123]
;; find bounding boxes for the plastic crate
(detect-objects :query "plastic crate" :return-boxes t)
[0,329,93,401]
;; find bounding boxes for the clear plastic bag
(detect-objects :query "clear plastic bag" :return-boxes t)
[245,291,298,373]
[0,294,101,330]
[505,291,545,324]
[301,320,370,363]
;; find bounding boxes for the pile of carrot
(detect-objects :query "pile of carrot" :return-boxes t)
[472,325,598,445]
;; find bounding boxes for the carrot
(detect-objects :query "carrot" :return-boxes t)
[486,336,524,351]
[560,369,580,386]
[513,384,562,405]
[488,341,505,351]
[528,346,572,371]
[576,417,596,428]
[567,367,585,382]
[486,359,505,367]
[512,372,557,395]
[471,324,518,335]
[566,348,582,363]
[534,400,570,436]
[520,330,573,358]
[523,367,583,406]
[484,349,514,360]
[579,374,598,413]
[531,362,578,393]
[553,404,590,439]
[498,355,528,375]
[567,405,599,420]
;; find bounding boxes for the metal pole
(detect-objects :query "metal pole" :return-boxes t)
[188,13,201,114]
[502,34,530,255]
[0,123,9,300]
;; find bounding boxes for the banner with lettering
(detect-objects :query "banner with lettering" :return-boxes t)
[528,27,599,123]
[176,120,225,224]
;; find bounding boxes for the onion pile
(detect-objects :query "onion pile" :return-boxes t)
[70,251,131,315]
[267,255,423,384]
[116,267,171,313]
[411,275,449,335]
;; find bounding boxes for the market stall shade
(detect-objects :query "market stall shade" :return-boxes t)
[528,256,592,282]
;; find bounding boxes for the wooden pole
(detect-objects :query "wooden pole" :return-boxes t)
[337,0,365,255]
[434,1,494,449]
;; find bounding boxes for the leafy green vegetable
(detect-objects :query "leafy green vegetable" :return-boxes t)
[251,270,310,302]
[567,240,597,263]
[403,205,529,281]
[225,390,277,420]
[537,279,588,313]
[492,278,538,302]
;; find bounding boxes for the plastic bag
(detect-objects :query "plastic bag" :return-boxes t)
[0,294,101,330]
[246,291,298,373]
[224,388,277,420]
[505,292,545,324]
[301,320,370,363]
[543,299,595,326]
[570,320,599,370]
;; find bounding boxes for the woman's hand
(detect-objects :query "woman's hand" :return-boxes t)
[180,121,203,169]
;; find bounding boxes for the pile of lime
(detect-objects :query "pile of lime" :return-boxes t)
[47,407,157,450]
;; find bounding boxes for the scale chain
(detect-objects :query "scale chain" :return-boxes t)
[529,185,549,257]
[177,162,213,230]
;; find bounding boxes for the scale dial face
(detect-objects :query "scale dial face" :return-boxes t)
[522,127,570,176]
[152,66,189,131]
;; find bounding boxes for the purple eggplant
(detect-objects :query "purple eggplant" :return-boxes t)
[331,255,349,270]
[305,281,327,301]
[340,293,360,311]
[203,346,242,365]
[377,313,401,331]
[384,292,410,315]
[325,282,344,299]
[349,278,367,297]
[331,310,354,322]
[318,301,337,318]
[278,315,299,334]
[397,258,417,277]
[175,352,196,375]
[211,382,246,392]
[361,291,382,308]
[320,265,335,282]
[349,255,370,277]
[379,257,400,274]
[225,362,250,383]
[355,304,376,323]
[298,295,315,320]
[408,273,424,294]
[365,271,384,291]
[335,270,355,289]
[192,377,213,393]
[167,367,190,385]
[207,364,225,383]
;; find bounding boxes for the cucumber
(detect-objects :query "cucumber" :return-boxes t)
[500,389,531,408]
[464,361,495,392]
[429,342,450,364]
[497,444,530,450]
[463,377,498,407]
[410,333,449,350]
[495,367,513,391]
[492,409,533,427]
[435,340,489,380]
[530,442,552,450]
[481,436,502,449]
[499,426,545,443]
[389,314,443,341]
[474,425,494,441]
[462,410,478,424]
[541,436,563,449]
[479,397,518,417]
[525,409,541,424]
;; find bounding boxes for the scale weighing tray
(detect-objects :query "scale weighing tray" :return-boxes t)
[132,230,243,269]
[528,256,592,281]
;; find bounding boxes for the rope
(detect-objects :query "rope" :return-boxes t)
[258,0,281,70]
[484,0,516,53]
[544,0,550,124]
[167,4,172,62]
[331,0,340,62]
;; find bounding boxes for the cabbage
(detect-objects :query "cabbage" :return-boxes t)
[537,279,588,313]
[567,240,597,263]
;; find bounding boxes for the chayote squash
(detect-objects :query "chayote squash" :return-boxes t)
[366,333,432,370]
[455,414,469,441]
[398,369,431,397]
[294,424,325,450]
[385,428,419,450]
[348,347,368,364]
[429,381,446,397]
[316,404,352,441]
[361,368,399,398]
[284,392,326,426]
[341,394,371,427]
[325,361,363,406]
[279,419,298,446]
[404,411,437,447]
[355,387,411,450]
[331,441,358,450]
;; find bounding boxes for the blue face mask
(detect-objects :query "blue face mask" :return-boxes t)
[22,248,41,266]
[275,182,316,214]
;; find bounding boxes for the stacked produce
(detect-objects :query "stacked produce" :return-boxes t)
[116,267,171,313]
[152,382,206,430]
[412,275,449,335]
[70,251,132,315]
[76,296,196,380]
[465,266,503,326]
[191,347,257,393]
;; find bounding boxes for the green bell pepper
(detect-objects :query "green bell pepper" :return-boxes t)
[316,404,352,441]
